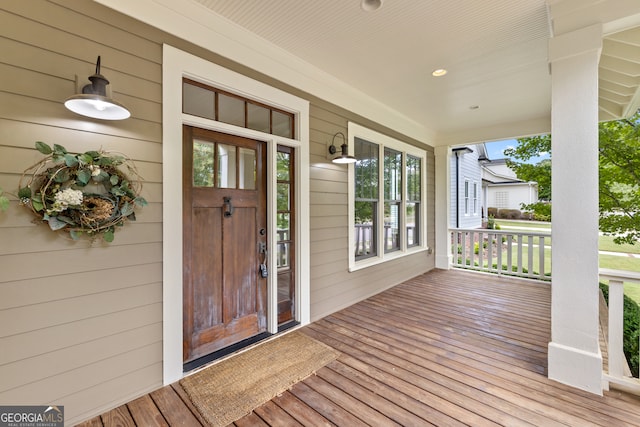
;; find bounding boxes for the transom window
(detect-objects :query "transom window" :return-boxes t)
[183,78,295,138]
[349,123,426,269]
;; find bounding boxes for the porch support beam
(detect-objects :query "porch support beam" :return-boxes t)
[547,23,603,395]
[434,145,452,269]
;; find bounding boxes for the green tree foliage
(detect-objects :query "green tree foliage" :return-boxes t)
[504,135,551,200]
[599,112,640,245]
[504,110,640,245]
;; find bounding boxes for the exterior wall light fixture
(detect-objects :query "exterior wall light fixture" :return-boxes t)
[64,56,130,120]
[328,132,357,164]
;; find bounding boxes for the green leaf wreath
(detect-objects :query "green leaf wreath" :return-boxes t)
[19,142,147,242]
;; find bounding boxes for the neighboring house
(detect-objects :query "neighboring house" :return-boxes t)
[482,158,539,212]
[0,1,639,424]
[450,144,485,228]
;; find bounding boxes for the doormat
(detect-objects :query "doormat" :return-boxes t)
[179,331,340,426]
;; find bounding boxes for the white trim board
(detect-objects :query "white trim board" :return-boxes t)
[94,0,432,145]
[162,44,310,384]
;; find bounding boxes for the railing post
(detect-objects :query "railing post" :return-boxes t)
[608,279,625,378]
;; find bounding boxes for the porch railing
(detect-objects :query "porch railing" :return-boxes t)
[600,268,640,394]
[450,228,551,281]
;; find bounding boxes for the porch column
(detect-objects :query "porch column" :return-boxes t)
[434,145,452,269]
[547,24,603,394]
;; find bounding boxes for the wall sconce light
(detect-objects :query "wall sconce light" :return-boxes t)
[328,132,357,164]
[64,56,130,120]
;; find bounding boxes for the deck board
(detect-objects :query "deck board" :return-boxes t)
[77,269,640,426]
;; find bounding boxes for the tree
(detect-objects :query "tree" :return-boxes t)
[599,112,640,245]
[503,110,640,245]
[504,135,551,200]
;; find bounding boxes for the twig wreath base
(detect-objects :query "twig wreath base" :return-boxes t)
[19,141,147,242]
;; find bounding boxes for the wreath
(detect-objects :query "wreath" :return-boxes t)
[18,141,147,242]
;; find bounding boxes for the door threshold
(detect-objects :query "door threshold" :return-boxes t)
[183,332,272,373]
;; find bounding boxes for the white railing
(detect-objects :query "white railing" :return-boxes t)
[600,268,640,394]
[450,228,551,281]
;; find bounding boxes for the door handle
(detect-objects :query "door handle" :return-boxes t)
[223,197,234,217]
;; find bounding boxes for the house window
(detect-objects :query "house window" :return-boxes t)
[384,147,402,253]
[354,138,379,260]
[406,155,421,247]
[183,78,295,138]
[350,123,427,269]
[473,182,478,215]
[464,179,470,215]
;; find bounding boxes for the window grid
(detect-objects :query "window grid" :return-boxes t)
[353,131,425,265]
[182,78,295,139]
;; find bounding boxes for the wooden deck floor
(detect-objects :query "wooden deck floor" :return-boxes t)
[78,269,640,426]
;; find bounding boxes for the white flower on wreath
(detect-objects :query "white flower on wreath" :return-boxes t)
[49,188,83,213]
[89,164,102,177]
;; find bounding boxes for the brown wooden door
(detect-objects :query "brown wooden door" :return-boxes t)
[183,126,268,363]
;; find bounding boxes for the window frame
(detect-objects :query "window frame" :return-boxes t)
[348,122,427,272]
[473,181,479,216]
[464,179,470,216]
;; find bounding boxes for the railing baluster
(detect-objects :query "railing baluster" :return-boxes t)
[517,235,523,275]
[539,236,545,279]
[527,235,534,277]
[477,231,483,271]
[487,233,494,272]
[507,235,513,274]
[496,233,502,275]
[448,228,551,281]
[608,279,625,378]
[461,231,467,268]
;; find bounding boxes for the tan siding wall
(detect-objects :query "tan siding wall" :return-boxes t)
[0,0,435,424]
[0,1,164,424]
[308,104,435,320]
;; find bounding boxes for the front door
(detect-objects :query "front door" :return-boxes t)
[183,126,268,364]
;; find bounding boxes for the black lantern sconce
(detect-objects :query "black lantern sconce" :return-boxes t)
[64,56,130,120]
[328,132,357,164]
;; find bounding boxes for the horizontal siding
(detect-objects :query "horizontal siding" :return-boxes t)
[0,1,437,425]
[0,1,164,425]
[308,104,435,321]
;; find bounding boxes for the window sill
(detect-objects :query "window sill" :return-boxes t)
[349,246,428,272]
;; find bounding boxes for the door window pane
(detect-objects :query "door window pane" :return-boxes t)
[247,103,270,133]
[218,93,245,127]
[217,144,237,188]
[238,148,256,190]
[276,152,290,180]
[277,184,290,210]
[272,111,292,138]
[183,82,215,119]
[192,139,215,187]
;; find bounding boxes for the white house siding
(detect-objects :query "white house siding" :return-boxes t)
[487,183,538,211]
[0,1,435,424]
[449,146,482,228]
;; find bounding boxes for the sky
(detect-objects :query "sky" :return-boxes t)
[485,138,550,164]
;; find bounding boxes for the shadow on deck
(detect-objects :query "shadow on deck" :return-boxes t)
[78,269,640,426]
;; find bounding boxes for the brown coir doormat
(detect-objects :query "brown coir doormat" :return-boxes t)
[179,331,339,426]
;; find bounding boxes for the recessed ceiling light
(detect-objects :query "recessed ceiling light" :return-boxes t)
[432,68,447,77]
[361,0,383,11]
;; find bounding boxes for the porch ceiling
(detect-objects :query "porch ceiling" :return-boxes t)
[186,0,640,143]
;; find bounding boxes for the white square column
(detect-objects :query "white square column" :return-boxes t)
[547,24,603,395]
[434,145,452,269]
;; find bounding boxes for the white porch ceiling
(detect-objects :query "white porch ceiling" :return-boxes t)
[188,0,640,143]
[95,0,640,144]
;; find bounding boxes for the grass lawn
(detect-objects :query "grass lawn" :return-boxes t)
[494,219,640,304]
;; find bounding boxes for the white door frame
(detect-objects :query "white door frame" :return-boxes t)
[162,45,310,384]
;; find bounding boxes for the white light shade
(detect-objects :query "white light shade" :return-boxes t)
[332,155,357,164]
[65,94,131,120]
